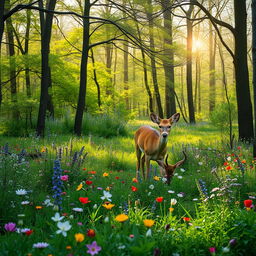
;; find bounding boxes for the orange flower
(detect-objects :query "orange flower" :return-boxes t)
[156,197,164,203]
[132,178,138,183]
[35,206,42,210]
[183,217,191,222]
[66,245,72,250]
[76,183,83,191]
[225,166,232,171]
[102,203,115,210]
[143,219,155,228]
[103,172,109,177]
[169,207,174,212]
[115,214,129,223]
[241,160,246,164]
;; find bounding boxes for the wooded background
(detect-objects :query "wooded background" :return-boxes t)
[0,0,256,142]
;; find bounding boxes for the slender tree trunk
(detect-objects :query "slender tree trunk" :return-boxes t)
[234,0,254,141]
[91,48,101,108]
[252,0,256,156]
[209,20,216,112]
[161,0,176,117]
[74,0,90,136]
[146,0,163,118]
[36,0,57,136]
[0,0,5,47]
[123,41,129,109]
[186,5,195,123]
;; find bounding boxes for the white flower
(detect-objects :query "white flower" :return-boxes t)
[170,198,177,205]
[162,177,167,183]
[177,193,184,198]
[100,190,112,202]
[16,189,27,195]
[145,228,152,237]
[148,192,152,196]
[51,212,64,222]
[174,173,178,176]
[93,204,98,209]
[192,198,198,201]
[104,216,109,223]
[168,190,175,194]
[177,176,183,179]
[33,242,49,248]
[180,168,186,172]
[149,184,154,190]
[56,221,72,237]
[198,162,203,166]
[43,199,53,207]
[222,247,230,253]
[72,207,83,212]
[227,156,231,161]
[21,201,30,205]
[211,187,220,193]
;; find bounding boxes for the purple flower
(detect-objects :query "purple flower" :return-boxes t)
[4,222,16,232]
[32,242,49,248]
[86,241,102,255]
[229,239,237,246]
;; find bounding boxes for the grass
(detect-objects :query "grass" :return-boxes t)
[0,120,255,255]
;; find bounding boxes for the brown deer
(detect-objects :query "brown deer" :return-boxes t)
[134,113,186,185]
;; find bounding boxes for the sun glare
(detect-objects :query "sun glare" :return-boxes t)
[193,40,204,51]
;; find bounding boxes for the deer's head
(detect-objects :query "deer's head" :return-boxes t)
[159,151,186,185]
[150,113,180,140]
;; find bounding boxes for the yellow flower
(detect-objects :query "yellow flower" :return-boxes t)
[75,233,85,243]
[102,203,115,210]
[143,219,155,228]
[66,245,72,250]
[246,207,251,211]
[76,183,83,191]
[169,207,174,213]
[153,176,160,181]
[103,172,109,177]
[106,186,111,191]
[115,214,129,223]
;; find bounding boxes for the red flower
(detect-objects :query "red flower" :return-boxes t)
[115,176,120,179]
[79,197,91,204]
[25,230,33,236]
[86,180,93,185]
[183,217,191,222]
[131,186,138,192]
[87,229,96,237]
[83,168,87,171]
[223,162,228,166]
[88,170,96,174]
[237,146,241,150]
[226,166,232,171]
[244,199,253,208]
[156,197,164,203]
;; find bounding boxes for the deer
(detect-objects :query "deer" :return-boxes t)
[134,112,186,185]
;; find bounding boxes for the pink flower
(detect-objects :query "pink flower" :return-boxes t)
[4,222,16,232]
[60,175,69,181]
[209,247,216,254]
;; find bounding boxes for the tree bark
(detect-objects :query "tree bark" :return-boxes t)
[234,0,254,141]
[186,5,195,123]
[252,0,256,155]
[74,0,90,136]
[36,0,57,136]
[161,0,176,117]
[123,41,129,109]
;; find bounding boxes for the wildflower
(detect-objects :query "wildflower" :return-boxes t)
[56,221,72,237]
[79,197,91,204]
[156,197,164,203]
[170,198,177,205]
[87,229,96,237]
[60,175,69,181]
[75,233,85,242]
[52,160,64,209]
[180,168,186,172]
[198,162,203,166]
[32,242,49,248]
[115,214,129,223]
[66,245,72,250]
[86,241,102,256]
[177,176,183,179]
[88,170,96,174]
[21,201,30,205]
[162,177,167,183]
[51,212,65,222]
[77,222,83,226]
[169,207,174,212]
[145,228,152,237]
[16,189,28,195]
[43,199,53,207]
[209,247,216,255]
[183,217,190,222]
[35,206,43,210]
[226,166,232,171]
[129,234,134,238]
[149,184,154,190]
[86,180,93,185]
[153,176,160,181]
[103,172,109,177]
[143,219,155,228]
[115,176,120,179]
[222,247,230,253]
[177,193,184,197]
[102,203,115,210]
[100,191,112,202]
[106,186,111,191]
[72,207,83,212]
[131,186,138,192]
[4,222,16,232]
[244,199,253,208]
[76,183,83,191]
[168,190,175,194]
[104,216,109,223]
[229,238,237,246]
[25,229,33,236]
[132,178,138,183]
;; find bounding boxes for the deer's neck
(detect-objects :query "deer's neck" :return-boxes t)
[158,136,168,153]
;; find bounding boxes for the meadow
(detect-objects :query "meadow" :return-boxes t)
[0,119,255,256]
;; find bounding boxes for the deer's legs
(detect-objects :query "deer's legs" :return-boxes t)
[145,155,151,180]
[135,146,142,180]
[141,154,146,180]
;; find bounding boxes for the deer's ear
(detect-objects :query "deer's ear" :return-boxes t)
[169,113,180,124]
[150,113,161,124]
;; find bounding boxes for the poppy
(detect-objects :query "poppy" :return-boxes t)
[79,197,91,204]
[156,197,164,203]
[244,199,253,208]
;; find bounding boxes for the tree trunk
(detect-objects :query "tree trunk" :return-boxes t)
[74,0,90,136]
[36,0,57,136]
[234,0,254,141]
[0,0,5,47]
[91,48,101,108]
[123,41,129,110]
[209,20,216,112]
[252,0,256,155]
[146,0,163,118]
[186,5,195,123]
[161,0,176,117]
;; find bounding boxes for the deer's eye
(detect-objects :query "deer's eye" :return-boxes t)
[159,126,162,129]
[167,126,171,128]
